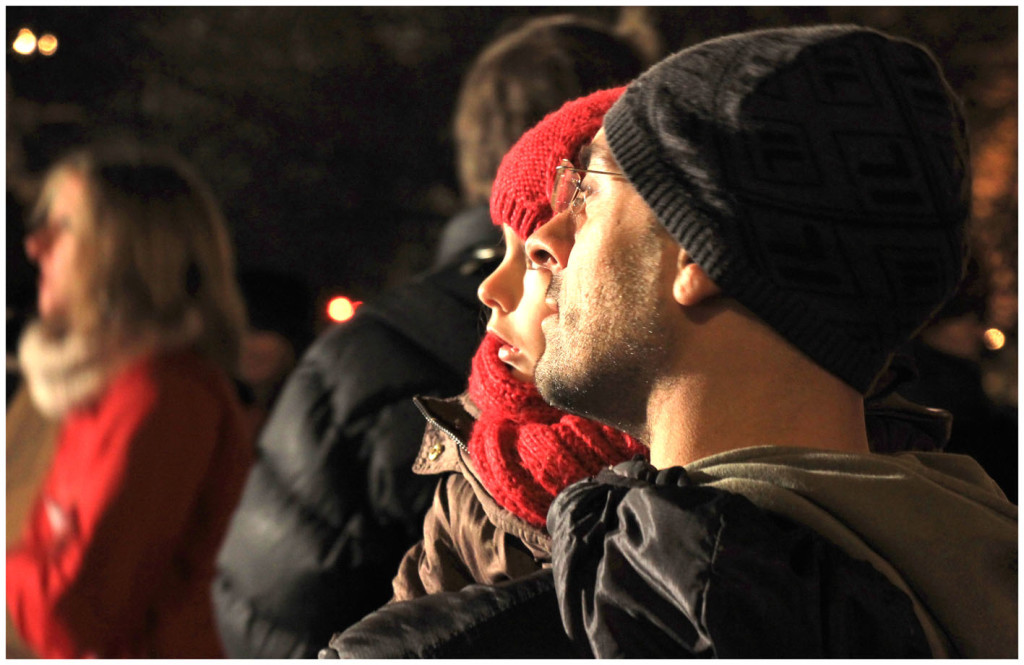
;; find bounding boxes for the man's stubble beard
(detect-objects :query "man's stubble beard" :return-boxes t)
[534,254,668,442]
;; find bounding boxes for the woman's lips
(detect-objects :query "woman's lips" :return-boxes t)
[490,331,524,370]
[497,343,533,381]
[497,343,519,362]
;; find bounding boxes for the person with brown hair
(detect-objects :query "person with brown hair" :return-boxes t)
[453,14,645,208]
[6,144,252,658]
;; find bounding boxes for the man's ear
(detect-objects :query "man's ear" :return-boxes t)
[672,250,721,306]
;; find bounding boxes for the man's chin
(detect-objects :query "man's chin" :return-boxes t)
[535,327,592,417]
[533,354,563,408]
[534,355,583,417]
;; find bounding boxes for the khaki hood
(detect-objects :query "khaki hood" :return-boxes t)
[685,446,1017,658]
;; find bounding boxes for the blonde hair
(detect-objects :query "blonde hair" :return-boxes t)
[31,144,247,374]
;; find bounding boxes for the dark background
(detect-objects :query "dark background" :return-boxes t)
[6,6,1017,401]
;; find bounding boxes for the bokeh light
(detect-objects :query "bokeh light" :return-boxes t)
[38,33,58,56]
[983,328,1006,351]
[13,28,36,55]
[327,296,360,323]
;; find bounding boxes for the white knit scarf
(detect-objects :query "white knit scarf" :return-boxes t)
[17,311,203,419]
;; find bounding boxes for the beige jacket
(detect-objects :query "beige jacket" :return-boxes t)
[390,395,550,602]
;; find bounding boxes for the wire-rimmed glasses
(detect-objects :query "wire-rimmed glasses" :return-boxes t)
[550,159,623,216]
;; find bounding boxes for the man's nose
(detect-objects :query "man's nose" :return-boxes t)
[526,210,574,273]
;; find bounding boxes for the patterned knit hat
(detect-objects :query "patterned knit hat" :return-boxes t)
[604,25,970,394]
[490,86,626,239]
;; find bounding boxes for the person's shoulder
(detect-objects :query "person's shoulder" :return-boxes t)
[130,348,236,411]
[78,350,224,433]
[301,271,488,379]
[300,303,438,375]
[97,353,163,414]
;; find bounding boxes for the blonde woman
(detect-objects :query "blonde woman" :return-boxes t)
[7,144,252,658]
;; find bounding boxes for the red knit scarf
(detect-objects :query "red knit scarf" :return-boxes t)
[467,333,647,529]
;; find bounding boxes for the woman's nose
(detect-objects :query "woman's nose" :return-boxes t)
[526,210,575,273]
[477,261,521,314]
[25,227,52,263]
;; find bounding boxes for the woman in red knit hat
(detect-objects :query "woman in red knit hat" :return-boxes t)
[391,87,646,600]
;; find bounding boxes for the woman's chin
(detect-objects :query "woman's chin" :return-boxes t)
[508,365,536,384]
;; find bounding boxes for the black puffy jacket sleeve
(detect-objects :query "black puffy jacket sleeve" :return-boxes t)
[548,459,932,658]
[212,251,496,658]
[320,569,580,658]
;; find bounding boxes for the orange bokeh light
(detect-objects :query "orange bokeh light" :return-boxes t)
[13,28,36,55]
[983,328,1006,351]
[327,296,361,323]
[38,33,58,56]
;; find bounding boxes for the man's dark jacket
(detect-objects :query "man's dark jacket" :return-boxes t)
[212,208,498,657]
[322,465,933,659]
[323,438,1016,658]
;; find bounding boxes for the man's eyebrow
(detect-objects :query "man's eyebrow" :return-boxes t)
[576,141,593,169]
[586,140,618,170]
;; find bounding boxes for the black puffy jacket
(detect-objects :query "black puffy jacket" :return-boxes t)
[548,460,933,658]
[548,451,1016,658]
[213,208,499,658]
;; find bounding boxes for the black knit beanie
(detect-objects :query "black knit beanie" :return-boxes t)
[604,25,970,394]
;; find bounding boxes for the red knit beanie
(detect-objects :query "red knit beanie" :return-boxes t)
[489,86,626,240]
[469,87,644,530]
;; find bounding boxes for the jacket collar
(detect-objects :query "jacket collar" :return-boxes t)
[411,393,551,557]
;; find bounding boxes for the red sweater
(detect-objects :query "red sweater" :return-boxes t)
[7,349,252,658]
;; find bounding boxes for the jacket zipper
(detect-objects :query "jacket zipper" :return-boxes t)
[413,398,470,453]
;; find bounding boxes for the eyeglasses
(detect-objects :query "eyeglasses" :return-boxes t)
[550,159,624,216]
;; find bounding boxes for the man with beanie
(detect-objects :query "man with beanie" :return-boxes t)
[318,26,1002,661]
[521,25,1016,657]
